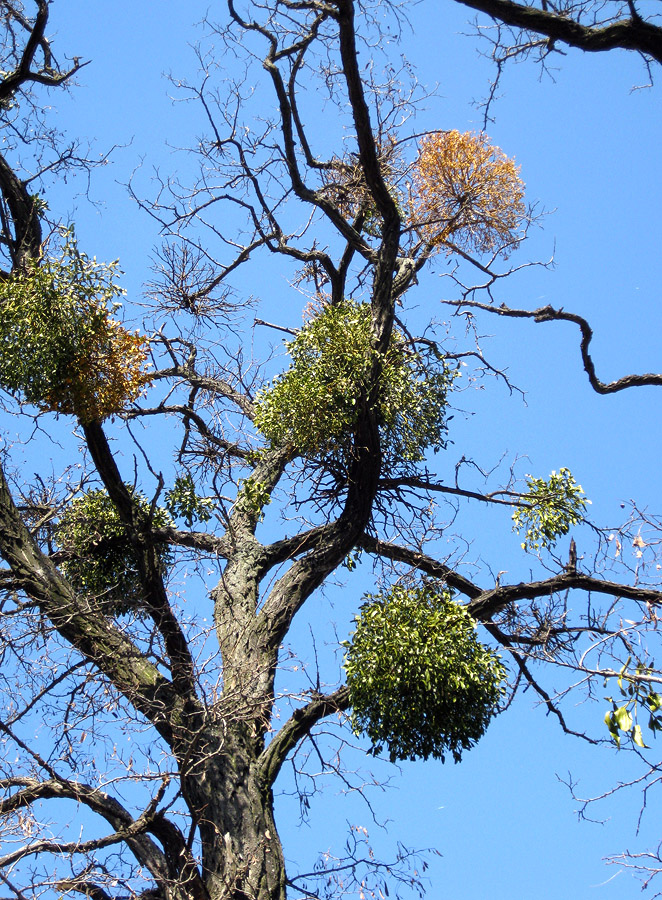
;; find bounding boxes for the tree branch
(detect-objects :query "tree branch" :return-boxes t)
[0,459,188,746]
[468,571,662,620]
[0,778,172,883]
[258,686,350,787]
[0,149,42,268]
[0,1,86,105]
[82,422,199,703]
[455,0,662,63]
[358,534,484,600]
[446,298,662,393]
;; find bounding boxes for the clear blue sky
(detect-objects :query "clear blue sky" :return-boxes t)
[20,2,662,897]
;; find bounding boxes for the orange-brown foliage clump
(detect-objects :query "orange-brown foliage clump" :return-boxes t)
[411,130,526,256]
[43,320,150,423]
[0,236,152,424]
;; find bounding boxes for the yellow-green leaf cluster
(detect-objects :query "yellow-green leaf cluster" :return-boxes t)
[253,300,453,468]
[411,130,526,256]
[512,468,588,552]
[343,584,506,763]
[0,233,151,422]
[164,474,215,528]
[605,659,662,749]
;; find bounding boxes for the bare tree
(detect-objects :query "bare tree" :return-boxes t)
[0,3,661,900]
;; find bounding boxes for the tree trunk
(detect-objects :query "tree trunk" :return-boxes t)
[182,724,286,900]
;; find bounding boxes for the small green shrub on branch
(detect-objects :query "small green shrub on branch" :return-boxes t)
[165,474,215,528]
[343,583,506,763]
[512,468,588,552]
[0,232,151,422]
[254,300,454,467]
[604,658,662,749]
[57,487,173,616]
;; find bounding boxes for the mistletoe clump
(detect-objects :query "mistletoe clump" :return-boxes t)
[0,233,151,423]
[512,468,588,552]
[411,130,526,257]
[343,584,506,763]
[254,300,453,466]
[57,487,173,616]
[164,473,215,528]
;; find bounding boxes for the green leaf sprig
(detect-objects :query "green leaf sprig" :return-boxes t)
[512,468,588,552]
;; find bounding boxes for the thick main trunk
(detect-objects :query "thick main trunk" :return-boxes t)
[182,726,285,900]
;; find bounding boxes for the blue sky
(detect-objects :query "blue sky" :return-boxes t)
[13,1,662,898]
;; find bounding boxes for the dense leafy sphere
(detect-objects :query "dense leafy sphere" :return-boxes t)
[411,130,526,256]
[343,584,506,763]
[254,300,453,466]
[0,234,151,423]
[512,468,588,552]
[57,488,173,616]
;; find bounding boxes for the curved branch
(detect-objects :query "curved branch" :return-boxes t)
[0,778,170,880]
[0,773,207,899]
[446,298,662,393]
[258,686,350,787]
[468,571,662,620]
[259,410,383,649]
[379,475,523,508]
[359,535,662,627]
[52,879,115,900]
[484,623,599,743]
[123,403,252,460]
[151,367,255,418]
[153,525,232,558]
[358,534,484,600]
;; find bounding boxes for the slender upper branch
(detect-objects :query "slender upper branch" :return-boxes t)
[227,0,374,262]
[333,0,400,224]
[378,475,526,508]
[334,0,401,347]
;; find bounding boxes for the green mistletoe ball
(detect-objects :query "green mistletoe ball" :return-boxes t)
[343,583,506,763]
